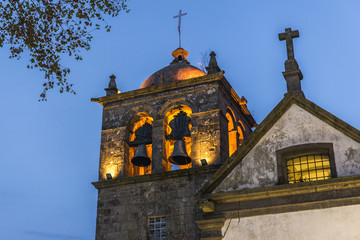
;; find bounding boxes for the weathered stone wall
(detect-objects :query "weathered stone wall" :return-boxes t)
[221,204,360,240]
[99,128,126,180]
[98,76,257,180]
[95,169,216,240]
[98,81,221,179]
[217,79,253,138]
[191,109,222,167]
[101,82,220,131]
[214,103,360,193]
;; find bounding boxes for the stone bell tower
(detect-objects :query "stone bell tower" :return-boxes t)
[91,48,256,239]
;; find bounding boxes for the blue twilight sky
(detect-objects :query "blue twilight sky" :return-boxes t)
[1,1,360,239]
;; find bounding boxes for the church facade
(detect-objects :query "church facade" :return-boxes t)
[91,28,360,240]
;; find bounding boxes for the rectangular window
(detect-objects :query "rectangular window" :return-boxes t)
[149,216,166,240]
[276,143,337,184]
[287,154,331,183]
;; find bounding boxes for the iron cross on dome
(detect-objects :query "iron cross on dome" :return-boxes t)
[173,10,188,48]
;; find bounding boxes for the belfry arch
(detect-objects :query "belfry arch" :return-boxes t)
[125,112,153,176]
[163,105,193,171]
[226,108,237,156]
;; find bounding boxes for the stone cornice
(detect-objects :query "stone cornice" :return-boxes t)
[197,174,360,204]
[92,164,221,189]
[195,175,360,240]
[91,73,224,106]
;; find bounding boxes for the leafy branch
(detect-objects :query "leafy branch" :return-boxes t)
[0,0,129,100]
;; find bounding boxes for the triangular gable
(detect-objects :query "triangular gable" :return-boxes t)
[197,93,360,196]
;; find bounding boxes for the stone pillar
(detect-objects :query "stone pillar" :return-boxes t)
[283,69,304,96]
[99,127,126,180]
[191,110,222,167]
[220,111,229,163]
[151,119,164,173]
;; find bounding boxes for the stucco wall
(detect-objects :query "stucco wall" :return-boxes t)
[221,204,360,240]
[214,103,360,193]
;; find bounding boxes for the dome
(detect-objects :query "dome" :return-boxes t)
[140,48,206,89]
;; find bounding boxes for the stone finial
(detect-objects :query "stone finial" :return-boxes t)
[206,51,221,74]
[105,74,119,96]
[279,28,304,97]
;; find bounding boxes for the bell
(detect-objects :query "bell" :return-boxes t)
[131,144,151,167]
[168,139,191,165]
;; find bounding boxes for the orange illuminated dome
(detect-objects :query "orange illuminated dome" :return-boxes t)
[140,48,206,89]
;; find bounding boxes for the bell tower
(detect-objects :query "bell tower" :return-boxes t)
[91,49,256,239]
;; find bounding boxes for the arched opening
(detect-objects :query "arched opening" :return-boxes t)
[164,105,192,171]
[238,121,245,146]
[226,109,237,157]
[126,113,153,176]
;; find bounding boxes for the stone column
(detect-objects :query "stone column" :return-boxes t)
[151,119,164,173]
[191,110,222,167]
[220,111,229,163]
[99,127,126,180]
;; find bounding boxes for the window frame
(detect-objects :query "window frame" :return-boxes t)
[276,143,337,184]
[147,215,166,240]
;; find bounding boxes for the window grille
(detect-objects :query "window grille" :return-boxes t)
[286,154,331,183]
[149,216,166,240]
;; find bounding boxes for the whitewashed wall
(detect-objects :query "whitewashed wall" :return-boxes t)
[222,204,360,240]
[214,104,360,193]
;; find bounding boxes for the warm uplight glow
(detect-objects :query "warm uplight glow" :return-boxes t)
[140,66,205,89]
[103,160,119,180]
[200,159,208,166]
[238,122,244,146]
[175,68,206,80]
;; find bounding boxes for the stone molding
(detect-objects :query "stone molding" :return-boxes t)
[195,218,226,240]
[195,175,360,239]
[92,164,221,189]
[198,175,360,203]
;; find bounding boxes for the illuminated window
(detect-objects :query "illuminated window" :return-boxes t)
[276,143,337,184]
[287,154,331,183]
[149,216,166,240]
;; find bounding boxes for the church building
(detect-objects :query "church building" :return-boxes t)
[91,27,360,240]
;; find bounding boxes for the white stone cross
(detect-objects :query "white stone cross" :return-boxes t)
[173,10,187,48]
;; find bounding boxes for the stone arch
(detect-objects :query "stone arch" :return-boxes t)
[226,108,237,156]
[162,104,193,171]
[238,121,245,146]
[121,105,157,127]
[159,98,198,117]
[124,110,154,177]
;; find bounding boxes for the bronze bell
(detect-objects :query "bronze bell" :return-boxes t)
[168,139,191,165]
[131,144,151,167]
